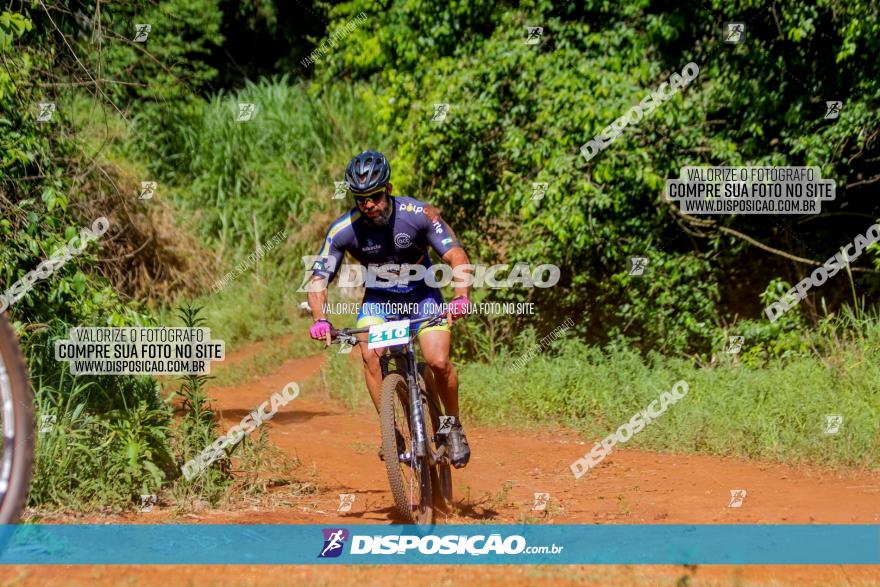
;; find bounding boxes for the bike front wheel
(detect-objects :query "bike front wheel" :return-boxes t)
[380,372,432,524]
[0,314,34,524]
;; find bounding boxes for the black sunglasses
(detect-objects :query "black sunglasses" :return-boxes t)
[354,191,386,205]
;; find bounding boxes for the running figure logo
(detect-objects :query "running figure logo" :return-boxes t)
[436,415,455,435]
[725,336,744,354]
[318,528,349,558]
[237,103,256,122]
[39,414,56,433]
[531,182,548,201]
[823,414,843,434]
[133,24,151,43]
[337,494,356,512]
[139,494,157,513]
[139,181,157,200]
[533,492,550,511]
[628,257,648,276]
[37,102,56,122]
[525,26,543,45]
[727,489,747,508]
[824,101,842,120]
[333,181,348,199]
[431,103,449,122]
[723,22,745,44]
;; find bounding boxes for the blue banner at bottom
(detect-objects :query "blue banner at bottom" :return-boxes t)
[0,524,876,564]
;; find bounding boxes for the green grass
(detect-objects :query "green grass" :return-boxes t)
[457,334,879,469]
[210,333,317,387]
[316,344,372,410]
[156,267,303,345]
[31,365,174,511]
[154,265,319,387]
[315,315,880,470]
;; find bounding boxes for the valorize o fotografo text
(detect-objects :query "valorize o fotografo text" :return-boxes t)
[54,327,225,375]
[666,166,836,215]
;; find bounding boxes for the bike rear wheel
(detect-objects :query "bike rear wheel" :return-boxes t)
[0,314,34,524]
[419,363,452,514]
[380,372,432,524]
[427,395,453,514]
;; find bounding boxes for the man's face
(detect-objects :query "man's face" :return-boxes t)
[355,185,392,226]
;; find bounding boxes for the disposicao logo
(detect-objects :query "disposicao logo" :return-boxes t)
[318,528,349,558]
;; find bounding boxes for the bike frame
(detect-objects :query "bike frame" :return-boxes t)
[331,315,446,463]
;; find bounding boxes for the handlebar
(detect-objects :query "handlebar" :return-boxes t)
[328,314,449,344]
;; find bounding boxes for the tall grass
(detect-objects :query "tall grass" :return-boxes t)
[156,264,308,344]
[169,304,232,504]
[28,322,175,510]
[140,78,383,258]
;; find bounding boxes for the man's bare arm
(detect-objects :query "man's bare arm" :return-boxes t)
[307,275,329,321]
[442,247,471,299]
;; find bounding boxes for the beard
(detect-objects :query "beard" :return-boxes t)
[363,205,392,227]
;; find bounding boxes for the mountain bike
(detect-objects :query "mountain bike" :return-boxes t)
[330,314,454,524]
[0,313,34,524]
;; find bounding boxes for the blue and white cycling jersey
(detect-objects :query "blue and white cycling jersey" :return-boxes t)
[311,196,462,294]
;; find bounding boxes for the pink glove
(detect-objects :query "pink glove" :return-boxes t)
[309,319,333,340]
[446,296,470,320]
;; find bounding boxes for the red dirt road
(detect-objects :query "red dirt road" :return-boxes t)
[2,342,878,586]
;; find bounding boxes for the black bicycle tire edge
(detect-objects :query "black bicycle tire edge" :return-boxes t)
[0,314,35,525]
[418,363,453,515]
[380,372,432,524]
[426,409,452,515]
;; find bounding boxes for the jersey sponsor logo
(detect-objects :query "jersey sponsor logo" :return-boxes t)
[431,219,444,234]
[399,203,425,214]
[441,237,453,245]
[360,238,382,253]
[394,232,413,248]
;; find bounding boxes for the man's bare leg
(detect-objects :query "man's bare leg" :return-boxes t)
[417,329,458,417]
[418,328,469,467]
[356,332,383,413]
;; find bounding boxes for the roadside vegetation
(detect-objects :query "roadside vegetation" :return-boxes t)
[2,0,879,513]
[320,306,880,469]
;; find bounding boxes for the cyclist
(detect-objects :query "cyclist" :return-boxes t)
[306,150,472,468]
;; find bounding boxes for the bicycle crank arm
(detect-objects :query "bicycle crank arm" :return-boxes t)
[431,444,449,465]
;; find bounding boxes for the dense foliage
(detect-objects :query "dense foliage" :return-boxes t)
[3,0,880,508]
[312,0,880,352]
[0,0,331,508]
[1,4,174,507]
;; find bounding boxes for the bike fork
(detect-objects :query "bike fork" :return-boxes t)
[405,348,427,458]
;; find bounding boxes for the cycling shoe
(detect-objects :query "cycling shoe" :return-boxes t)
[448,419,471,468]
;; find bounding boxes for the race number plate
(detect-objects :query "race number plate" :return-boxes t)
[367,320,411,349]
